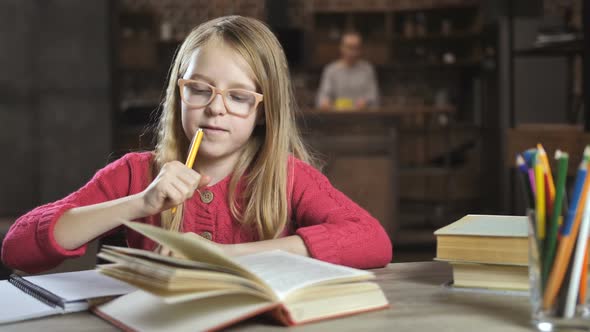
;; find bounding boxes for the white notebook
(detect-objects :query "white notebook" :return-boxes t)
[0,269,136,325]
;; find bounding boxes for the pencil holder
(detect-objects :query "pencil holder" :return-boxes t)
[527,210,590,331]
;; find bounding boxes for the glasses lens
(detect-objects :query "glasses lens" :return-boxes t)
[183,81,213,107]
[225,90,256,116]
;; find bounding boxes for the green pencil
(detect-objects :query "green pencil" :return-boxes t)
[542,150,568,289]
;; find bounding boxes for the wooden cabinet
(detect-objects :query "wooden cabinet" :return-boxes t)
[299,110,399,243]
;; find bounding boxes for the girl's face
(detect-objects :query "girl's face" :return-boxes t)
[180,40,262,166]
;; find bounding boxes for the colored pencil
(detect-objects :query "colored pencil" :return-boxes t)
[535,153,546,247]
[580,246,589,305]
[542,150,568,289]
[538,144,556,214]
[171,128,204,214]
[543,149,590,309]
[516,154,534,209]
[564,180,590,318]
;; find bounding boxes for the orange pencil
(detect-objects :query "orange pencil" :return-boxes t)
[580,244,589,304]
[543,162,590,309]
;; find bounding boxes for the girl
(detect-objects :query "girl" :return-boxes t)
[1,16,392,274]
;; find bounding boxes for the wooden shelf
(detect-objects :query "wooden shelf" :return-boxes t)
[399,123,480,133]
[393,30,481,42]
[305,106,455,115]
[390,0,479,11]
[399,167,454,176]
[388,59,483,69]
[308,60,483,71]
[514,37,583,57]
[399,196,482,205]
[311,0,479,13]
[311,0,391,13]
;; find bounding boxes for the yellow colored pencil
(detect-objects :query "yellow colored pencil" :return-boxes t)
[171,129,204,214]
[537,144,556,211]
[535,154,546,240]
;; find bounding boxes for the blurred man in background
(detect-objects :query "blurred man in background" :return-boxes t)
[316,31,380,110]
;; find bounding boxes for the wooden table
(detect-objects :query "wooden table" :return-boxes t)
[2,261,537,331]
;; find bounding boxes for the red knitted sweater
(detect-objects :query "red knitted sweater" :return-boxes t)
[2,152,392,273]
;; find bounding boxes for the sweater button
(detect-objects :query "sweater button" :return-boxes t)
[200,190,214,204]
[200,231,212,240]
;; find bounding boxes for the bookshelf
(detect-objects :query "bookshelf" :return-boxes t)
[307,0,482,69]
[305,1,485,245]
[112,0,267,155]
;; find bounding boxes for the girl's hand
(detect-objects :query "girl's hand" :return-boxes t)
[140,161,210,217]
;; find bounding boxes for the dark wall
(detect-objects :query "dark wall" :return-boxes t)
[0,1,112,215]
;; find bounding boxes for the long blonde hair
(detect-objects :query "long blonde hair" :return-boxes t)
[154,16,315,239]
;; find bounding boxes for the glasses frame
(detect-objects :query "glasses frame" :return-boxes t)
[177,79,263,117]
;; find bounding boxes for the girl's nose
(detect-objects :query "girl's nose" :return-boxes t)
[206,93,227,116]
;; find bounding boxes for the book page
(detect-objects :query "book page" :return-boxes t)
[24,269,136,302]
[235,250,373,300]
[95,290,275,332]
[442,281,528,296]
[0,280,62,324]
[281,282,389,324]
[434,215,527,237]
[102,245,235,273]
[121,221,261,283]
[120,222,371,300]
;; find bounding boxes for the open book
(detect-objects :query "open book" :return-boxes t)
[0,269,136,324]
[94,221,389,331]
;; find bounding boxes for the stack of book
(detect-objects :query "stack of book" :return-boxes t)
[434,214,529,291]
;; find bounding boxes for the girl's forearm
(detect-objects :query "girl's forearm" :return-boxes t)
[53,193,147,250]
[225,235,310,257]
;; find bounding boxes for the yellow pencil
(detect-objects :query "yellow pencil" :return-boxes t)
[535,153,546,240]
[171,128,204,214]
[537,144,556,208]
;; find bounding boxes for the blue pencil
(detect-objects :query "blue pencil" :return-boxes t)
[523,149,537,168]
[561,159,588,236]
[516,154,534,209]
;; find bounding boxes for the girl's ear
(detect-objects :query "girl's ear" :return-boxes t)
[256,109,265,126]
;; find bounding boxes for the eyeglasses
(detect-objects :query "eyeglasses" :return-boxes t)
[178,79,263,117]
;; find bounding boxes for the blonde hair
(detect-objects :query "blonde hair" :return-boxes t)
[154,16,315,239]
